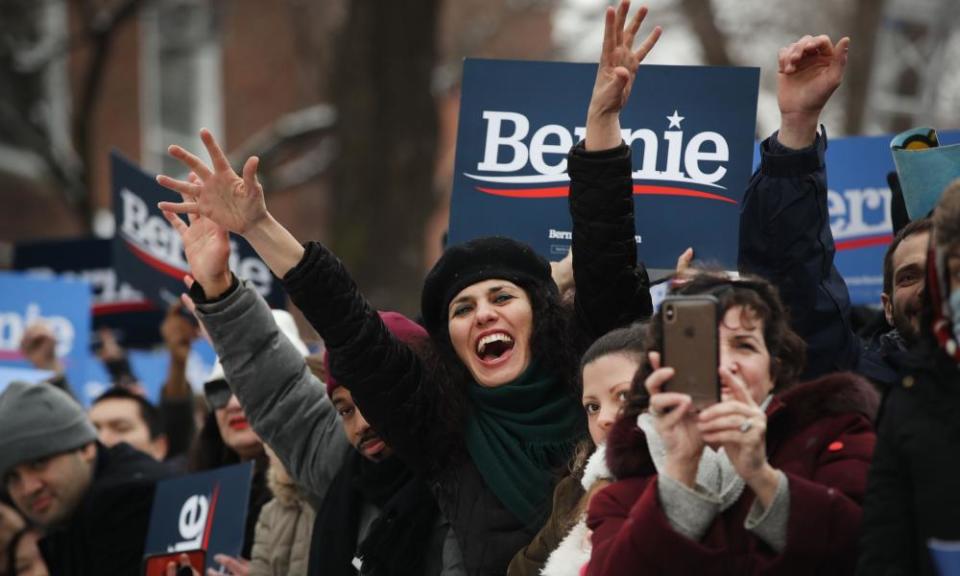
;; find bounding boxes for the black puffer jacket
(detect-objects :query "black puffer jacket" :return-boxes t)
[857,346,960,576]
[280,143,650,576]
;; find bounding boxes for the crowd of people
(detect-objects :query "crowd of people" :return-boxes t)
[1,2,959,575]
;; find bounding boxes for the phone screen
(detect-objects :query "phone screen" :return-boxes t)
[142,549,205,576]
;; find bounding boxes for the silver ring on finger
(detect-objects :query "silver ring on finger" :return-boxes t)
[739,419,753,433]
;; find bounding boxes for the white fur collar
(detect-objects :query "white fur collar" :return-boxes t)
[581,443,613,491]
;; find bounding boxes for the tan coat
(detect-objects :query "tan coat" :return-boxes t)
[250,466,317,576]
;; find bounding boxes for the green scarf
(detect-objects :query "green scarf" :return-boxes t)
[464,362,584,527]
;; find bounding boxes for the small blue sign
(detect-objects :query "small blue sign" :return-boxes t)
[822,130,959,305]
[144,462,254,572]
[14,237,164,347]
[0,272,92,399]
[449,59,760,273]
[111,151,286,309]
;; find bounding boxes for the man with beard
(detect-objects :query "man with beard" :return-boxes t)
[0,382,173,575]
[184,278,465,575]
[738,33,934,389]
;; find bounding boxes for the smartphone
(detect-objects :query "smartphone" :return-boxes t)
[661,295,720,409]
[142,549,205,576]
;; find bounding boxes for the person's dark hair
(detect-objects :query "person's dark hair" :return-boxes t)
[568,322,649,475]
[883,217,933,297]
[187,411,268,472]
[622,273,806,422]
[92,387,165,440]
[579,322,648,374]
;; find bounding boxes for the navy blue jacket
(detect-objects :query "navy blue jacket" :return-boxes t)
[738,131,903,389]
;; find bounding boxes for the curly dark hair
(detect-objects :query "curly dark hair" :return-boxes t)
[622,272,807,422]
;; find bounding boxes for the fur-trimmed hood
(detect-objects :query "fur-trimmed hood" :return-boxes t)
[267,460,310,507]
[606,372,880,479]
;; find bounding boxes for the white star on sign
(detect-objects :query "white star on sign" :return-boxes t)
[666,110,684,129]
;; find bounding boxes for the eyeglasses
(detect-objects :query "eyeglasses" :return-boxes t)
[204,379,233,411]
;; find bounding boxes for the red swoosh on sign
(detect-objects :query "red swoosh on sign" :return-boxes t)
[835,234,892,251]
[475,185,738,205]
[123,240,189,280]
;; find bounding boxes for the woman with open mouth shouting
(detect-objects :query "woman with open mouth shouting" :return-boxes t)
[156,2,658,574]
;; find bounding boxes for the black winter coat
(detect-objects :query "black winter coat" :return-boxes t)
[738,131,908,389]
[38,442,176,576]
[280,142,650,576]
[857,347,960,576]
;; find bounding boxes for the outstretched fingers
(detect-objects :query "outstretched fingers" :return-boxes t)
[156,174,202,199]
[157,200,201,216]
[242,156,261,193]
[168,145,212,180]
[623,4,646,47]
[601,6,616,63]
[634,24,662,61]
[614,0,629,47]
[200,128,232,174]
[161,210,190,235]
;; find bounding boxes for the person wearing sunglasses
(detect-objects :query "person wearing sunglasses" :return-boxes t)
[187,309,308,573]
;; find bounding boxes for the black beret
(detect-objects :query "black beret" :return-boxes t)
[421,237,557,339]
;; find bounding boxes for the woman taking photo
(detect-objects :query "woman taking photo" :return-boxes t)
[587,273,878,575]
[156,3,658,573]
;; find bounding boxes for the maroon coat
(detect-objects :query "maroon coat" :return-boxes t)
[586,373,879,576]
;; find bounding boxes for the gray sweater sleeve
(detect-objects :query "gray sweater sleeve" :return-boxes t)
[744,470,790,552]
[196,281,350,503]
[656,474,721,541]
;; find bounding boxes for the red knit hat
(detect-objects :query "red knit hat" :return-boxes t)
[324,311,428,396]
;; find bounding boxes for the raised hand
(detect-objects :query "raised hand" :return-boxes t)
[157,129,268,235]
[645,351,705,488]
[586,0,661,150]
[776,35,850,148]
[161,170,233,298]
[697,366,780,507]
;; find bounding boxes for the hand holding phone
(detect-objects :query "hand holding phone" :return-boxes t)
[142,549,204,576]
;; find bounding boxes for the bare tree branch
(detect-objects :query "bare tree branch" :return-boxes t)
[842,0,882,135]
[679,0,734,67]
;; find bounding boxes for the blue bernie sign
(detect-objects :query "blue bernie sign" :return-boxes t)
[0,272,91,399]
[821,130,960,306]
[14,237,165,348]
[111,151,286,309]
[144,462,253,573]
[449,59,760,275]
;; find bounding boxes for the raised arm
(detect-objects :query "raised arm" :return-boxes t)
[738,35,859,380]
[157,132,441,473]
[157,176,350,500]
[569,0,660,341]
[584,2,661,151]
[156,129,304,290]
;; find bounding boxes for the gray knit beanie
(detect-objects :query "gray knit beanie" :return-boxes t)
[0,382,97,481]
